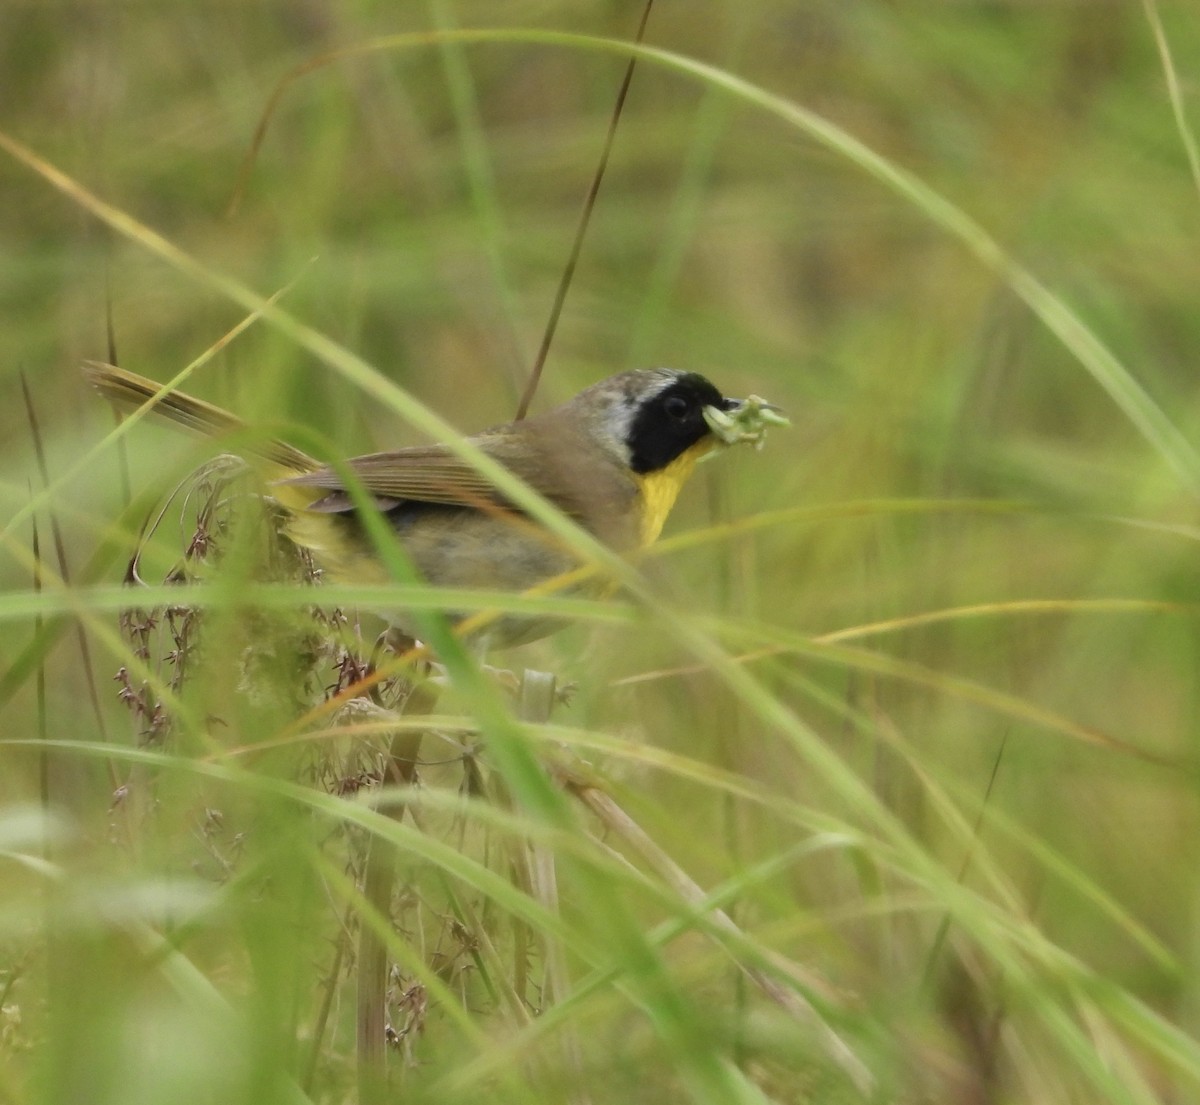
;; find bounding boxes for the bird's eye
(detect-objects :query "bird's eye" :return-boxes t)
[663,395,690,420]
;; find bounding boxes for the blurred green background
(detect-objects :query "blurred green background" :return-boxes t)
[2,2,1200,1103]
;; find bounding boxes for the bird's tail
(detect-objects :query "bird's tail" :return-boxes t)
[82,361,318,476]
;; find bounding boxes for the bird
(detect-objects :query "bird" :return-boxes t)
[83,362,784,646]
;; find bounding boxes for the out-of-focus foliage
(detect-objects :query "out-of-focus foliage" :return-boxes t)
[2,2,1199,1103]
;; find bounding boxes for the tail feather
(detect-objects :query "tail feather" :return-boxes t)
[82,361,317,475]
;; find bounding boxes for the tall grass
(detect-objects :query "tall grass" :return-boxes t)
[2,3,1199,1103]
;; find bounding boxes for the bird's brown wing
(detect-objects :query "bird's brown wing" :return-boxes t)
[279,429,584,516]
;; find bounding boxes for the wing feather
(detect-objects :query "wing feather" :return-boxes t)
[278,431,585,516]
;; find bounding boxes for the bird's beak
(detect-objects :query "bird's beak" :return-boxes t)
[703,394,789,449]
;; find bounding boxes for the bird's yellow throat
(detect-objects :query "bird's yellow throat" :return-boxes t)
[633,440,715,547]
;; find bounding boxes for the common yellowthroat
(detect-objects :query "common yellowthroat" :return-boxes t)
[83,362,785,645]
